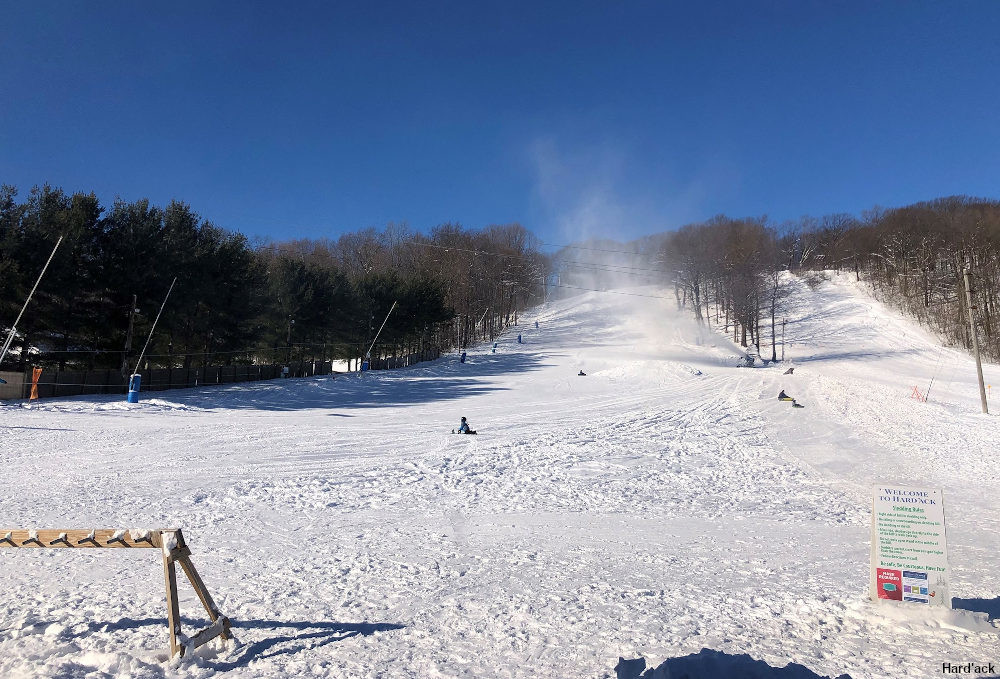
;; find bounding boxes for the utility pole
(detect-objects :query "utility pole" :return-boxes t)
[121,294,138,380]
[963,266,989,414]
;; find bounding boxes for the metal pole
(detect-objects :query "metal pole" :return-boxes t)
[477,307,490,343]
[133,277,177,375]
[0,236,63,368]
[366,300,398,359]
[121,294,138,379]
[963,267,989,414]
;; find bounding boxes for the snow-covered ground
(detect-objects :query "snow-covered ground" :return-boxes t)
[1,272,998,678]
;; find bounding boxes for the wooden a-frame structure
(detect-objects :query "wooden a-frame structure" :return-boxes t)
[0,528,230,658]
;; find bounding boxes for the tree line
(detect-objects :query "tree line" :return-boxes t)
[0,184,549,376]
[661,195,1000,362]
[660,216,784,360]
[788,196,1000,361]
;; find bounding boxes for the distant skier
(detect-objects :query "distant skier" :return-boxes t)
[455,416,477,435]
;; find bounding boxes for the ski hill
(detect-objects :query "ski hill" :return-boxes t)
[0,272,998,678]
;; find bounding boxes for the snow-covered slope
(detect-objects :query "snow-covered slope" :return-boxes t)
[0,273,997,678]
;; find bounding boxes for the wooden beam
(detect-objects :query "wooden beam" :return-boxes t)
[177,555,231,640]
[187,617,230,650]
[162,552,183,658]
[0,529,167,548]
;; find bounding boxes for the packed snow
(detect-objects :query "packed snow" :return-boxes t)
[1,272,998,678]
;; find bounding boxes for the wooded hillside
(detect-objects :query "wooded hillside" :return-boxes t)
[661,196,1000,361]
[0,184,548,375]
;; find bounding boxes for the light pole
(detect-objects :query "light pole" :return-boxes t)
[963,267,989,414]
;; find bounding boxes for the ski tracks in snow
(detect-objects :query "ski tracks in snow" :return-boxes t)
[1,283,998,678]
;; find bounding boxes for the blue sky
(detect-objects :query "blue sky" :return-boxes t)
[2,2,999,244]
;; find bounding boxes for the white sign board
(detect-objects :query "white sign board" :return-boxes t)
[870,485,950,606]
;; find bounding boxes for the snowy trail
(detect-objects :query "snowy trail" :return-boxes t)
[0,274,998,678]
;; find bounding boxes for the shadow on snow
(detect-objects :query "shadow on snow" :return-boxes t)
[209,619,405,670]
[615,649,852,679]
[14,351,551,413]
[79,616,404,668]
[953,596,1000,621]
[189,351,551,412]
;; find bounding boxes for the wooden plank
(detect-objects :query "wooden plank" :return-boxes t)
[187,616,230,650]
[163,552,183,657]
[177,555,230,639]
[0,529,169,548]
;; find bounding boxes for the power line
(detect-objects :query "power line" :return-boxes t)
[4,341,366,359]
[556,261,666,280]
[540,241,648,256]
[407,240,672,276]
[261,236,655,259]
[258,238,675,278]
[252,240,676,305]
[547,282,672,300]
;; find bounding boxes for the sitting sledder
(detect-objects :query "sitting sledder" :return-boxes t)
[578,370,587,376]
[778,390,805,408]
[453,416,478,435]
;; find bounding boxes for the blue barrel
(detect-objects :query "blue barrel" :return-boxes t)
[517,334,522,344]
[127,373,141,403]
[535,321,539,329]
[361,359,369,371]
[460,352,467,363]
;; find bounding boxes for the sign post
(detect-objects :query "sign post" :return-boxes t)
[870,485,950,606]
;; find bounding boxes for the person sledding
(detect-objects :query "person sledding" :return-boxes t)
[453,416,477,435]
[778,390,805,408]
[578,370,587,376]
